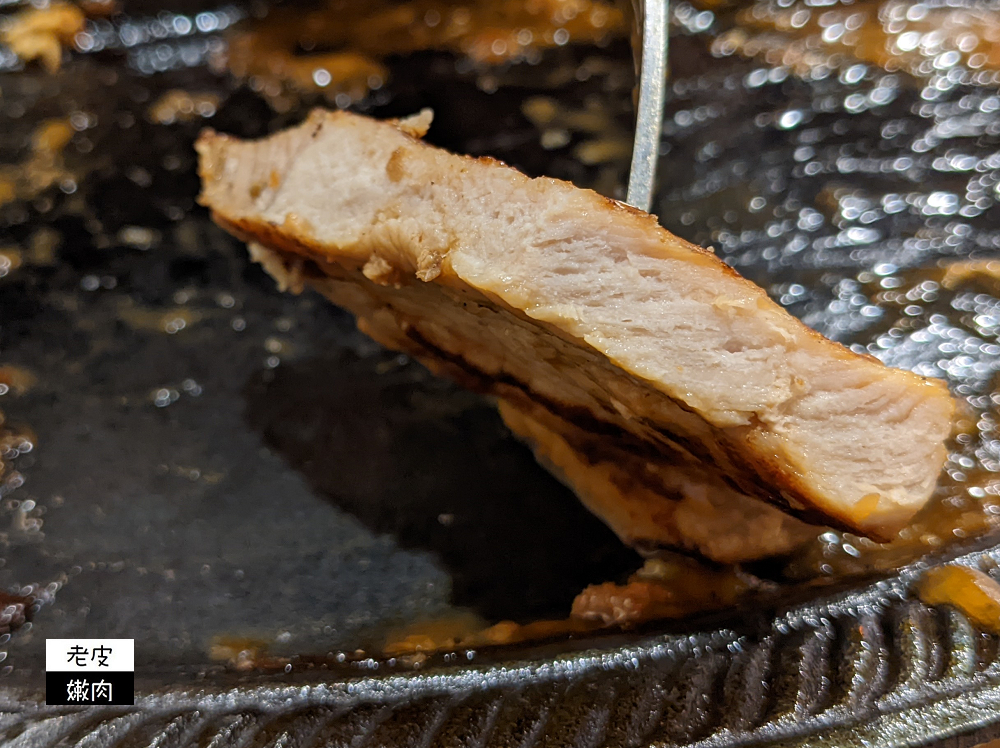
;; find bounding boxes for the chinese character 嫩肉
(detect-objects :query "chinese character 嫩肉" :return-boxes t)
[91,680,112,702]
[66,679,89,702]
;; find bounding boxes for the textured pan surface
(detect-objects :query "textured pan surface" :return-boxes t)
[3,545,1000,747]
[2,0,1000,746]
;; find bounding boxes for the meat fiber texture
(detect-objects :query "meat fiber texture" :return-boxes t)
[196,109,954,561]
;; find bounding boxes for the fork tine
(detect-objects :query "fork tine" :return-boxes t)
[625,0,669,214]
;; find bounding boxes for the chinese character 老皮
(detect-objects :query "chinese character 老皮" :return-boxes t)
[91,645,111,667]
[66,645,89,667]
[90,680,112,702]
[66,679,89,702]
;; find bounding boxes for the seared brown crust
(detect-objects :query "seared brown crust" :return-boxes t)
[196,110,955,544]
[495,399,817,563]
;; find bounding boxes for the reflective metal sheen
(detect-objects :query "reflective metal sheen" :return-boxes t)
[626,0,669,212]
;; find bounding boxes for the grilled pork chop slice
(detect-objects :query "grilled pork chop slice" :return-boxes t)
[196,109,954,546]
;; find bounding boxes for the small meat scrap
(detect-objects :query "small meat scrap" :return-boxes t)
[0,118,76,208]
[147,90,221,126]
[917,564,1000,633]
[1,1,85,73]
[572,557,758,626]
[197,110,954,559]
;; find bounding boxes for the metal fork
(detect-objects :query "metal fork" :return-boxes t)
[626,0,669,213]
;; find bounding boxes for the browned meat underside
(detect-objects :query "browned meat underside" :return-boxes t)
[195,109,955,562]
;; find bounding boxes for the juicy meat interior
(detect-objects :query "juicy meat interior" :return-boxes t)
[196,109,954,552]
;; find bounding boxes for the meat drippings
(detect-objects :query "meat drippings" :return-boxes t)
[224,0,625,109]
[378,556,759,659]
[571,557,759,626]
[917,564,1000,633]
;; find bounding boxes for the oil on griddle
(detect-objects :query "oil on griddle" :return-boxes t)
[1,0,1000,689]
